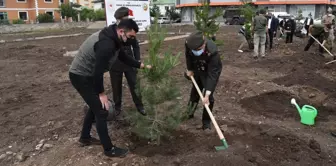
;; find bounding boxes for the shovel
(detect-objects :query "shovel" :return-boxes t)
[189,75,229,150]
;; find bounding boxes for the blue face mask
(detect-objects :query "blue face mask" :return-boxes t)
[192,49,204,56]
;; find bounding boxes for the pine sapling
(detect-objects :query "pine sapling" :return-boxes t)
[124,17,188,144]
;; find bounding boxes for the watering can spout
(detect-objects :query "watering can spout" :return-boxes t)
[291,98,302,113]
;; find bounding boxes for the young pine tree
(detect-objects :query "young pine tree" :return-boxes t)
[124,17,187,144]
[193,1,222,43]
[240,1,256,49]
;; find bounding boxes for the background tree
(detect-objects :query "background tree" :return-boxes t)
[124,17,187,144]
[193,1,222,43]
[239,0,256,49]
[165,7,181,21]
[296,9,303,20]
[150,5,161,17]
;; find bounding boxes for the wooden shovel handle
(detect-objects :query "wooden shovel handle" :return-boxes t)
[189,75,225,140]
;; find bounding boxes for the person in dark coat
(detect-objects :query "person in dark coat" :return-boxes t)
[184,31,222,130]
[266,13,279,49]
[279,18,286,38]
[109,7,146,116]
[284,16,296,43]
[69,19,151,158]
[304,13,314,36]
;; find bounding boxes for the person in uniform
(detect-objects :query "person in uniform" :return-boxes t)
[184,31,222,130]
[69,19,151,158]
[322,7,335,51]
[109,7,146,116]
[304,23,332,55]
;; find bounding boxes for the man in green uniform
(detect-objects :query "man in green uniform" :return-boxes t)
[252,9,268,59]
[184,31,222,130]
[304,23,332,54]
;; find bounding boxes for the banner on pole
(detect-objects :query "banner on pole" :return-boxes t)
[105,0,150,31]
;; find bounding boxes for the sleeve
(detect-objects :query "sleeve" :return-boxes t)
[118,49,141,68]
[205,52,222,93]
[185,42,193,71]
[311,19,314,25]
[93,40,115,94]
[132,38,141,61]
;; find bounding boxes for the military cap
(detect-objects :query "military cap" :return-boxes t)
[114,7,129,20]
[186,31,205,50]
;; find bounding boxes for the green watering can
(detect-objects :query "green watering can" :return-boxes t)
[290,98,318,125]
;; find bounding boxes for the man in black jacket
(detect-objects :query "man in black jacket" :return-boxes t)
[285,16,296,43]
[109,7,146,116]
[185,31,222,130]
[266,13,279,50]
[304,13,314,36]
[69,19,151,158]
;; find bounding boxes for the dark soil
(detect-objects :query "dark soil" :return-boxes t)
[0,25,335,166]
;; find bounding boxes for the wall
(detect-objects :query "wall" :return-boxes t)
[181,7,193,22]
[93,2,103,10]
[288,5,316,18]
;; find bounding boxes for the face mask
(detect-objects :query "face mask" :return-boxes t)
[120,32,132,45]
[191,49,204,56]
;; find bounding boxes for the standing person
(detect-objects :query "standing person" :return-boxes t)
[279,18,286,38]
[322,7,335,50]
[284,16,296,43]
[184,31,222,130]
[251,9,268,59]
[266,13,279,50]
[304,23,332,55]
[304,13,314,36]
[69,19,151,157]
[109,7,146,116]
[237,23,249,52]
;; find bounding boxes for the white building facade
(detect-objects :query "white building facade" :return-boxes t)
[176,0,336,22]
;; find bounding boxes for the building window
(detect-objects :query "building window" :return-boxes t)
[46,11,54,18]
[44,0,52,3]
[0,12,8,20]
[60,0,64,3]
[0,0,5,7]
[18,11,28,21]
[17,0,27,3]
[101,3,105,9]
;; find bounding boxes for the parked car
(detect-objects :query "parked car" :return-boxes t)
[223,8,245,25]
[157,17,170,24]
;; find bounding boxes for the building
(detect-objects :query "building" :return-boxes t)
[176,0,336,22]
[151,0,176,15]
[92,0,104,10]
[76,0,94,8]
[0,0,69,23]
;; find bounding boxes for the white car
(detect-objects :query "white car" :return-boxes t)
[157,17,170,24]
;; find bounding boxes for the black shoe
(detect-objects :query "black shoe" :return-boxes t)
[202,123,211,130]
[104,146,129,158]
[331,131,336,137]
[79,137,101,146]
[137,108,147,116]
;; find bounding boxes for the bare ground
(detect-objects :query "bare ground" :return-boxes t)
[0,25,336,166]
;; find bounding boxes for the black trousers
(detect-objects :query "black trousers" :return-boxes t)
[69,72,113,151]
[304,35,324,53]
[305,25,310,36]
[109,70,143,111]
[267,29,274,49]
[188,74,215,124]
[286,32,293,43]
